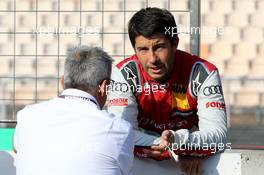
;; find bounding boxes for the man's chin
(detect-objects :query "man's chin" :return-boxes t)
[148,71,172,82]
[148,72,166,82]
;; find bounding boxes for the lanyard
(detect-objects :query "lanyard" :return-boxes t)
[59,95,97,106]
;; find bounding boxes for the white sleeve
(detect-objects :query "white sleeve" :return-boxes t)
[107,66,159,146]
[117,123,134,175]
[173,70,228,150]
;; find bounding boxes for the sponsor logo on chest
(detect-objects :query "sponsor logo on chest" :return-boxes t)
[172,84,190,110]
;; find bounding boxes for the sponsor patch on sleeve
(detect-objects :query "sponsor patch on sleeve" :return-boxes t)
[120,61,140,93]
[108,98,128,107]
[203,85,223,96]
[189,62,210,97]
[205,101,225,109]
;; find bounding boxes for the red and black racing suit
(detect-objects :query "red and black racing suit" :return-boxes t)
[108,50,227,160]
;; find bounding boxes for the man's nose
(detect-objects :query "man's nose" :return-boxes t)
[149,50,158,64]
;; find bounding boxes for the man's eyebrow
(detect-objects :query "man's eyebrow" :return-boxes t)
[153,39,166,45]
[136,46,148,50]
[154,42,166,46]
[153,39,161,44]
[152,38,166,44]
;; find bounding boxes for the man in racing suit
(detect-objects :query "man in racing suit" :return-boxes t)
[107,7,227,175]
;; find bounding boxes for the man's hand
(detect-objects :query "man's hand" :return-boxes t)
[142,130,173,158]
[178,155,204,175]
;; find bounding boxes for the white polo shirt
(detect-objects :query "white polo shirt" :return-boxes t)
[14,89,134,175]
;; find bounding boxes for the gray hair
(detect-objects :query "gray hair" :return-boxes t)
[64,45,113,93]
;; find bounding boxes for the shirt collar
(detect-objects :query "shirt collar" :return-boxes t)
[60,88,99,108]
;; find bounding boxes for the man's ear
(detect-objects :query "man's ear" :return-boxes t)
[98,79,108,96]
[60,76,65,89]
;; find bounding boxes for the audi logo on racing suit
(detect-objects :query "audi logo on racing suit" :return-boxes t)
[203,85,222,96]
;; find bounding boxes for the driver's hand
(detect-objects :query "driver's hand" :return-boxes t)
[143,130,173,158]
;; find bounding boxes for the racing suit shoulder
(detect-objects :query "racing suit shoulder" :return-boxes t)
[186,53,218,98]
[115,55,142,93]
[177,49,217,72]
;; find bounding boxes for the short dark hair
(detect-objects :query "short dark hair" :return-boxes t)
[128,7,178,48]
